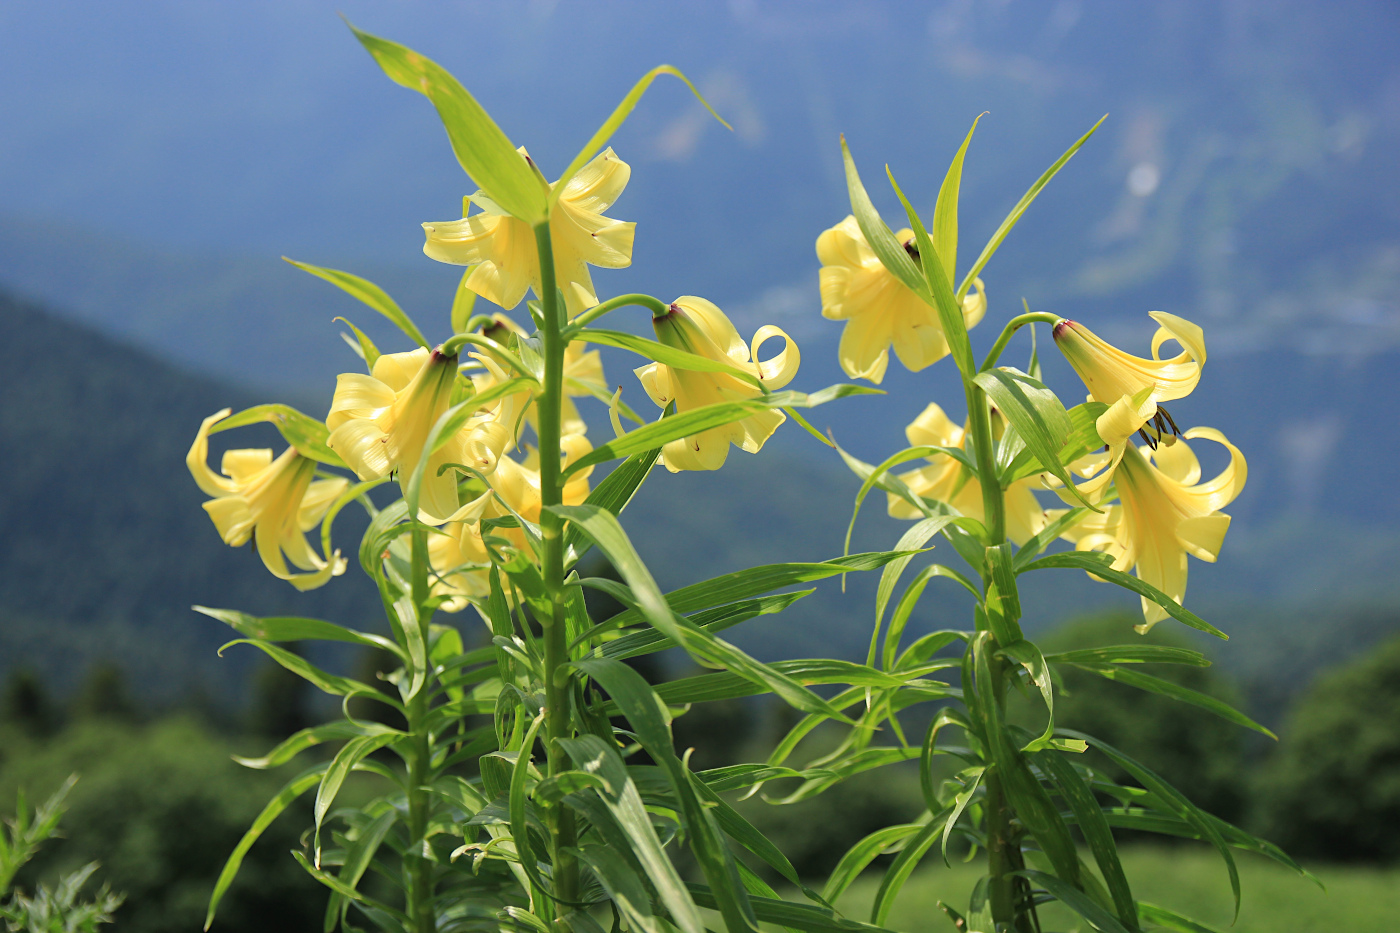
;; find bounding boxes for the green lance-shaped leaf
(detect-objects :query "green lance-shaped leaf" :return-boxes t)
[207,403,347,469]
[957,115,1107,300]
[885,569,978,672]
[821,824,926,905]
[1067,663,1275,737]
[194,607,406,660]
[868,516,955,668]
[284,257,430,349]
[576,659,759,933]
[886,166,976,377]
[973,366,1089,506]
[686,885,900,933]
[335,316,382,370]
[206,766,325,930]
[1013,506,1092,568]
[450,267,477,335]
[1135,902,1228,933]
[559,735,703,933]
[1033,750,1138,931]
[554,65,728,207]
[323,807,398,932]
[576,327,764,387]
[596,551,913,634]
[557,505,854,721]
[571,844,665,933]
[933,114,983,286]
[216,639,402,710]
[597,591,810,660]
[314,732,400,866]
[292,850,408,923]
[346,22,547,225]
[1064,730,1242,919]
[233,721,403,770]
[870,817,946,927]
[563,448,661,558]
[939,768,985,866]
[1017,551,1227,639]
[1000,638,1053,750]
[840,136,929,299]
[1011,870,1131,933]
[1044,645,1209,666]
[983,543,1025,645]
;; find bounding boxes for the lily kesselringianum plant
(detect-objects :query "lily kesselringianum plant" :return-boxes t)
[185,21,912,933]
[768,117,1305,933]
[180,20,1301,933]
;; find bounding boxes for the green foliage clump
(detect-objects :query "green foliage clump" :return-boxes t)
[0,717,323,933]
[1257,631,1400,861]
[1027,612,1248,822]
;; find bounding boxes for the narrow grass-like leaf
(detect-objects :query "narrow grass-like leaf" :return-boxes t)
[1018,552,1227,639]
[324,808,398,932]
[559,506,850,721]
[598,592,809,660]
[572,844,663,933]
[194,607,404,659]
[884,567,978,671]
[554,65,728,206]
[939,770,984,865]
[577,660,758,933]
[314,733,399,865]
[207,403,347,469]
[450,268,477,334]
[1000,639,1053,750]
[1065,731,1241,919]
[1045,645,1209,666]
[933,115,983,286]
[335,317,382,370]
[217,640,400,708]
[564,448,661,556]
[347,23,546,224]
[579,328,763,387]
[1069,664,1274,737]
[868,517,953,667]
[1135,903,1224,933]
[887,167,975,376]
[233,721,401,770]
[974,367,1087,505]
[687,885,899,933]
[1034,751,1138,930]
[821,824,925,904]
[841,137,929,298]
[205,767,324,929]
[1013,507,1091,568]
[1012,870,1129,933]
[285,257,429,348]
[957,115,1106,300]
[871,820,942,926]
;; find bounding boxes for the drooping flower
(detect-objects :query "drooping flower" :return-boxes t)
[888,403,1047,545]
[187,409,349,591]
[817,215,986,384]
[326,347,513,523]
[634,296,799,472]
[422,148,635,317]
[1054,428,1246,631]
[1052,312,1205,453]
[428,435,595,612]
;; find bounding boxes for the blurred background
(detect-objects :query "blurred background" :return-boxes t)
[1,1,1397,930]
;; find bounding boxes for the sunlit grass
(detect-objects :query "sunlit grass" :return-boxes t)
[833,845,1400,932]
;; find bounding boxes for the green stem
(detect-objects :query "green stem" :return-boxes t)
[568,292,670,331]
[533,223,580,918]
[983,659,1020,927]
[406,527,437,933]
[964,380,1005,545]
[978,311,1061,373]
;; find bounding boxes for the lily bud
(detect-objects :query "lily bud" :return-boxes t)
[187,410,348,591]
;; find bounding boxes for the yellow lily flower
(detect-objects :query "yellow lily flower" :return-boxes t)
[1052,312,1205,452]
[817,215,986,384]
[327,347,512,523]
[187,409,349,591]
[428,435,594,612]
[887,403,1046,545]
[1054,427,1246,632]
[634,296,799,472]
[422,148,635,317]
